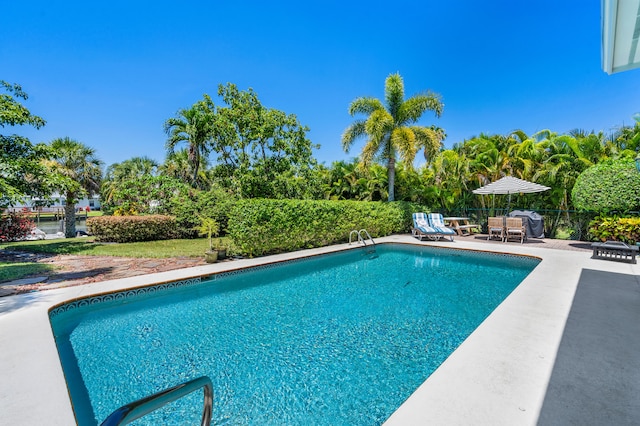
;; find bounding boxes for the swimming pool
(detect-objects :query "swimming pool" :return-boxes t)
[50,244,539,425]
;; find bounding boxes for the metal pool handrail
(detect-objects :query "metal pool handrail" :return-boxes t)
[100,376,213,426]
[349,229,376,246]
[358,229,375,246]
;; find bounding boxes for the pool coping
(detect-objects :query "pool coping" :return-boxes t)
[1,235,637,425]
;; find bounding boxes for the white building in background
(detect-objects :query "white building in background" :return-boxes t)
[7,193,101,212]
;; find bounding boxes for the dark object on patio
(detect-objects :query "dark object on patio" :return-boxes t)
[591,241,638,264]
[509,210,545,238]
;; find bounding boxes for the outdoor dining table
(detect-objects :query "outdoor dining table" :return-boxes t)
[443,217,481,236]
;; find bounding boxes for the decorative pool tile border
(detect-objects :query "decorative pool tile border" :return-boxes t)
[48,242,539,319]
[391,241,542,263]
[204,250,345,280]
[429,245,540,261]
[48,277,202,319]
[47,250,344,320]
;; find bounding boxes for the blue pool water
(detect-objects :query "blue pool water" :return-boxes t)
[50,244,539,425]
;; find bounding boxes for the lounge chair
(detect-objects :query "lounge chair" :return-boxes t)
[487,217,505,241]
[505,217,526,244]
[426,213,456,241]
[411,213,442,241]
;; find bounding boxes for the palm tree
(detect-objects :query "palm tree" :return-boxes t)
[159,148,211,189]
[463,134,509,187]
[362,163,389,201]
[321,160,357,200]
[48,137,103,238]
[102,156,158,203]
[566,130,608,167]
[608,120,640,154]
[507,133,546,181]
[341,73,444,201]
[394,162,424,202]
[164,100,214,188]
[119,156,158,176]
[430,150,471,210]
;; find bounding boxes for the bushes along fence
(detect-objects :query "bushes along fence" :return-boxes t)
[227,199,420,256]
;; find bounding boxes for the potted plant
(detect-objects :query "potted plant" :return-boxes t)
[215,239,227,260]
[195,214,220,263]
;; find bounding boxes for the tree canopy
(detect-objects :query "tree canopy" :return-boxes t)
[209,83,319,198]
[0,80,51,208]
[0,81,46,128]
[160,83,319,198]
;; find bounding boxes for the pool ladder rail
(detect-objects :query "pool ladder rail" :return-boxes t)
[349,229,377,256]
[100,376,213,426]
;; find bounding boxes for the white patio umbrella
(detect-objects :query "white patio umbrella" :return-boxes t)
[472,176,550,212]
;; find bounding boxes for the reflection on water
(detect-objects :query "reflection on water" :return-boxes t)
[34,219,87,235]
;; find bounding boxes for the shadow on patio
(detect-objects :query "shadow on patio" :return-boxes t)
[537,268,640,425]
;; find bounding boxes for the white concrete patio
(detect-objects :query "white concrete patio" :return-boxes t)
[1,235,638,425]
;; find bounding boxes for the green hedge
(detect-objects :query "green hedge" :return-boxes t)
[228,199,422,256]
[572,161,640,213]
[589,216,640,244]
[87,215,178,243]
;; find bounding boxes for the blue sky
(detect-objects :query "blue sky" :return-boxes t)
[3,1,640,168]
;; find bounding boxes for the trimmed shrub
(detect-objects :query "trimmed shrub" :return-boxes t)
[87,215,178,243]
[572,161,640,213]
[0,212,35,242]
[228,199,418,257]
[588,216,640,244]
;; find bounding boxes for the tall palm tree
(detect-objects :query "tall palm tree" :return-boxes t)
[48,137,103,238]
[341,73,444,201]
[164,100,214,188]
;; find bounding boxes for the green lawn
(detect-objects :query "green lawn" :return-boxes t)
[0,261,55,283]
[0,237,225,258]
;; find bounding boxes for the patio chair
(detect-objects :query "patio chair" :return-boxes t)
[411,213,442,241]
[426,213,456,242]
[487,217,505,242]
[505,217,526,244]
